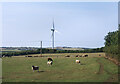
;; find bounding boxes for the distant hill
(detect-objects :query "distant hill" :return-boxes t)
[54,47,91,51]
[1,47,92,52]
[0,47,39,52]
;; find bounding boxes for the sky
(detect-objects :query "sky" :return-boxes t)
[1,2,118,48]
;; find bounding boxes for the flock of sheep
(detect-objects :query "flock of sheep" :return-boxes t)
[31,54,86,72]
[65,54,88,58]
[32,57,53,72]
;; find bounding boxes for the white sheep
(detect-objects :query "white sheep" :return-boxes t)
[76,60,80,64]
[47,61,53,66]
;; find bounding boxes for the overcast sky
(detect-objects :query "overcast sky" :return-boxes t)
[2,2,118,48]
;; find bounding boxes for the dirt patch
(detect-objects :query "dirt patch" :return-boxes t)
[96,59,104,74]
[96,59,118,84]
[96,58,118,82]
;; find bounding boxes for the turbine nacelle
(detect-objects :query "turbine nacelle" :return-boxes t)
[51,28,55,32]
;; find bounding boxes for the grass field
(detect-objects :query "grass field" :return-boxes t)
[2,53,118,82]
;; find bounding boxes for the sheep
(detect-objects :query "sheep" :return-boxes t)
[48,58,53,62]
[65,55,70,57]
[76,55,79,57]
[47,61,53,66]
[32,65,39,72]
[28,56,32,57]
[34,56,38,57]
[83,54,88,57]
[76,60,80,64]
[84,55,88,57]
[2,55,5,58]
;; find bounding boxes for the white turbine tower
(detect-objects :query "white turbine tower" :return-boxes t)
[51,20,55,49]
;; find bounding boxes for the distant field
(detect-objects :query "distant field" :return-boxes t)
[55,48,84,51]
[2,53,118,82]
[1,50,21,53]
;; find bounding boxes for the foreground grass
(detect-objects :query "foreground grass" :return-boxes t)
[2,53,118,82]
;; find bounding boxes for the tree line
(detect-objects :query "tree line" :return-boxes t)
[103,24,119,60]
[2,47,104,57]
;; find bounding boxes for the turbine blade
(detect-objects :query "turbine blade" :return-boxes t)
[53,19,55,30]
[55,30,58,32]
[55,30,61,34]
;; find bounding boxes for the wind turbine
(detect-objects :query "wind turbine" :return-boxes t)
[51,20,55,49]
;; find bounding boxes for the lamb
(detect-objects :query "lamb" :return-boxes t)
[32,65,39,72]
[47,61,53,66]
[76,60,80,64]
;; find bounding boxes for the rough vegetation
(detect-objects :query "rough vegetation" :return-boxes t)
[103,24,119,64]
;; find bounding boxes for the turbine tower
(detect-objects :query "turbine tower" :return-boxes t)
[51,20,55,49]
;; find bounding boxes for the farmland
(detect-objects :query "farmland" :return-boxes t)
[2,53,118,82]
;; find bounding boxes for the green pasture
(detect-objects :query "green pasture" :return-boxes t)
[2,53,118,82]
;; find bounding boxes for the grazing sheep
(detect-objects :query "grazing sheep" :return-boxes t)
[84,55,88,57]
[82,54,84,57]
[76,60,80,64]
[28,56,32,57]
[34,56,38,57]
[2,55,5,58]
[48,58,53,62]
[83,54,88,57]
[65,55,70,57]
[76,55,79,57]
[32,66,39,72]
[47,61,53,66]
